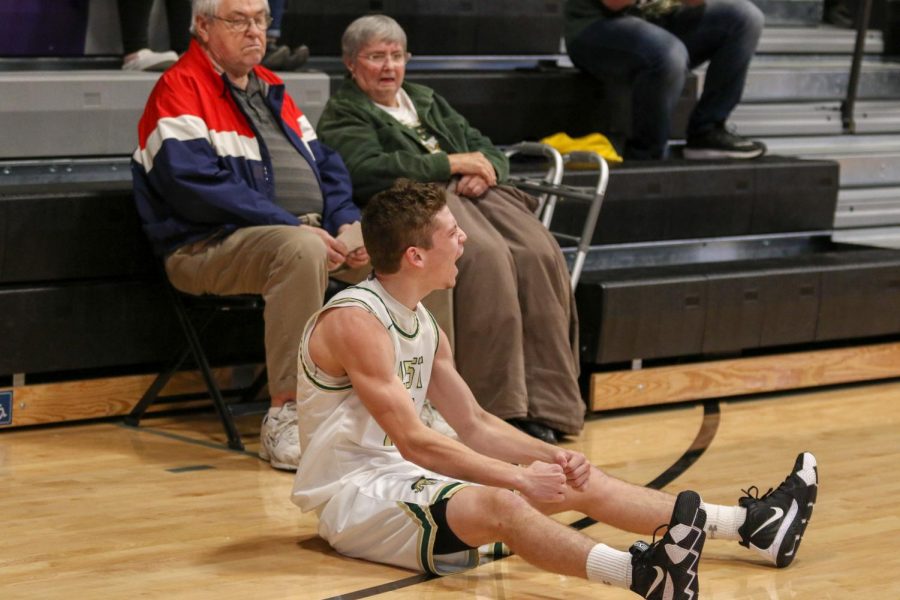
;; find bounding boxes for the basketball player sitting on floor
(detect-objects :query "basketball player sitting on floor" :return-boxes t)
[290,180,819,599]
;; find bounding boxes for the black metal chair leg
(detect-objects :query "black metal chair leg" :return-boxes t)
[169,288,245,451]
[124,344,192,426]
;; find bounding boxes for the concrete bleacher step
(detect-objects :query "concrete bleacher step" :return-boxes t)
[731,102,843,136]
[751,0,823,26]
[0,71,331,159]
[758,25,883,54]
[755,135,900,237]
[852,100,900,133]
[759,134,900,187]
[736,56,900,101]
[835,187,900,228]
[834,225,900,249]
[730,100,900,136]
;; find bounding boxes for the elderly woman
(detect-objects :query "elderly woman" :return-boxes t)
[317,15,584,442]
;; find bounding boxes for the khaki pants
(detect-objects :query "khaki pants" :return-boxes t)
[165,225,367,399]
[446,184,584,435]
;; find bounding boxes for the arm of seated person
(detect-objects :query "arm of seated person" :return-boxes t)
[308,307,567,502]
[426,329,592,490]
[426,328,560,467]
[301,225,348,271]
[337,221,370,269]
[455,174,491,199]
[447,152,497,187]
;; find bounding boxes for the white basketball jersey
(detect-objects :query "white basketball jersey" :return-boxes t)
[291,277,440,513]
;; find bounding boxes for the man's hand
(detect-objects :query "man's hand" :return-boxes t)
[517,461,567,503]
[554,450,591,490]
[456,174,491,198]
[301,224,348,271]
[337,221,370,269]
[345,246,370,269]
[447,152,498,186]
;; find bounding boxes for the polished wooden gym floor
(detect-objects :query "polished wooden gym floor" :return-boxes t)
[2,379,898,599]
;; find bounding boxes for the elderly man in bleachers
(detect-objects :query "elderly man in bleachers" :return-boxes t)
[131,0,368,471]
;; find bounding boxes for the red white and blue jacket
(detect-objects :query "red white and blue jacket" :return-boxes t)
[132,39,359,256]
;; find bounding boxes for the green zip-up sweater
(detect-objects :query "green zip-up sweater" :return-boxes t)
[317,79,509,205]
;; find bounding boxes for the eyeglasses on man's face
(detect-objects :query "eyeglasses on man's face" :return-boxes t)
[359,51,412,66]
[211,14,273,33]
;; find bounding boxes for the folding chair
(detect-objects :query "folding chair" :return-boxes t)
[504,142,609,290]
[125,277,268,451]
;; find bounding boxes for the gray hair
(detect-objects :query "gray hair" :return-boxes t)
[341,15,407,60]
[189,0,270,35]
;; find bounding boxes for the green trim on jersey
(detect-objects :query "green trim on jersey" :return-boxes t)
[434,481,467,503]
[399,501,439,575]
[399,499,479,576]
[300,358,353,392]
[299,296,374,392]
[343,284,420,339]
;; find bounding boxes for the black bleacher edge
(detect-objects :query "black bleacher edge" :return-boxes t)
[281,0,563,56]
[554,156,839,244]
[576,245,900,364]
[0,184,264,377]
[401,71,696,147]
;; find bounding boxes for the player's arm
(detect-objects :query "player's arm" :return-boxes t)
[308,308,568,502]
[427,329,592,490]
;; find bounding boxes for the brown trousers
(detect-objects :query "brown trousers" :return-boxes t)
[165,224,367,399]
[445,184,584,434]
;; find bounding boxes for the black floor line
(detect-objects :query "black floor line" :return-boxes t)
[324,399,722,600]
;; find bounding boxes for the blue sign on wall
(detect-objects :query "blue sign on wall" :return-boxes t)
[0,390,12,426]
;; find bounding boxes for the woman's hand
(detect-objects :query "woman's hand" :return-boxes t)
[456,174,491,198]
[447,152,497,186]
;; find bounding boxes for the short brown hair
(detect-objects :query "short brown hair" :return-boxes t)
[362,180,447,274]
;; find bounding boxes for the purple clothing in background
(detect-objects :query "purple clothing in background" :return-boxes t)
[0,0,89,56]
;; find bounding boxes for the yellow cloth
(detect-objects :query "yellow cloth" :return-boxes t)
[539,132,624,164]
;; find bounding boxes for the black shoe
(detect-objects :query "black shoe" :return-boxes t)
[507,419,557,444]
[684,125,766,160]
[286,44,310,71]
[738,451,818,568]
[630,490,706,599]
[262,44,291,70]
[825,2,856,28]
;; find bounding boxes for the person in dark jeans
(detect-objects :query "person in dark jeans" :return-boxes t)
[565,0,767,160]
[118,0,190,71]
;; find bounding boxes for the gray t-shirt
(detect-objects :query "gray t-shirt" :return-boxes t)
[231,73,323,216]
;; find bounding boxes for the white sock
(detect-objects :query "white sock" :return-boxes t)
[702,502,747,540]
[585,543,632,588]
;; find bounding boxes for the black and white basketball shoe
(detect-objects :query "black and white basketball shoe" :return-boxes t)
[629,490,706,600]
[738,451,818,568]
